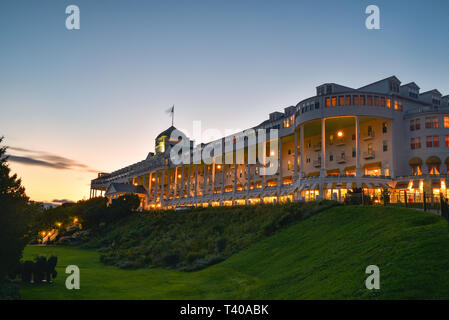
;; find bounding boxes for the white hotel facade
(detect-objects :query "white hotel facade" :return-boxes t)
[91,76,449,208]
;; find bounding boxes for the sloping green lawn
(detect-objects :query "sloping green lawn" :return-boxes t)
[21,206,449,299]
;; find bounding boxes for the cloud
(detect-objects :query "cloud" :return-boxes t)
[6,147,97,173]
[52,199,75,204]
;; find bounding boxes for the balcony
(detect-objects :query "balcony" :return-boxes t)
[336,156,346,164]
[362,131,375,141]
[363,151,375,159]
[313,143,321,151]
[313,160,321,168]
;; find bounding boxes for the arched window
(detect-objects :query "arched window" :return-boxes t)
[426,156,441,175]
[409,157,423,176]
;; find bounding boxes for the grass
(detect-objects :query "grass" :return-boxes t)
[20,205,449,299]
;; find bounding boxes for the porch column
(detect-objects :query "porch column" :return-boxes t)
[320,118,326,177]
[194,164,198,198]
[299,124,304,179]
[160,168,165,203]
[233,144,237,195]
[187,164,191,197]
[294,128,298,178]
[203,163,207,195]
[212,159,216,195]
[153,171,158,201]
[278,137,283,195]
[174,167,178,198]
[166,169,170,201]
[355,116,361,176]
[180,165,185,198]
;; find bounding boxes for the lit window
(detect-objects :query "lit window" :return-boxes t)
[345,95,351,105]
[367,96,373,106]
[444,117,449,128]
[325,97,331,107]
[339,96,344,106]
[415,118,421,130]
[331,97,337,107]
[374,96,379,106]
[433,136,440,147]
[360,96,366,105]
[426,136,433,148]
[353,96,359,105]
[446,136,449,147]
[426,117,432,128]
[433,117,439,128]
[386,98,391,108]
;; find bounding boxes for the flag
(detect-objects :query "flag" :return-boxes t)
[165,105,174,114]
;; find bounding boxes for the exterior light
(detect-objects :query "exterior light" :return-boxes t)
[217,165,221,169]
[270,151,275,156]
[74,217,78,223]
[178,174,182,179]
[56,222,62,227]
[337,131,343,137]
[152,178,156,182]
[41,231,46,236]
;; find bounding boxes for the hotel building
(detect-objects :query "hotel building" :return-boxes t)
[91,76,449,208]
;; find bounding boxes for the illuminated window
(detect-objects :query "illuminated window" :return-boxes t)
[394,100,398,110]
[367,95,373,106]
[426,117,432,128]
[416,137,421,149]
[428,165,440,175]
[434,135,440,147]
[339,96,344,106]
[433,117,439,128]
[360,96,365,105]
[427,135,439,147]
[353,96,359,105]
[426,136,433,148]
[331,97,337,107]
[374,96,379,106]
[329,134,334,145]
[287,160,291,170]
[415,118,421,130]
[345,95,351,105]
[325,97,331,107]
[386,98,391,108]
[411,166,422,176]
[444,117,449,128]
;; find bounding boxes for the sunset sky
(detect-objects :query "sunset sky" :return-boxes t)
[1,0,449,203]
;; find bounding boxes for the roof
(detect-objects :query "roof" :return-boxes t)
[420,89,442,96]
[156,126,177,140]
[357,75,400,90]
[106,183,147,196]
[401,82,420,90]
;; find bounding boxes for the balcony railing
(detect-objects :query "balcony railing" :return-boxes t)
[362,131,375,140]
[313,160,321,168]
[363,151,375,159]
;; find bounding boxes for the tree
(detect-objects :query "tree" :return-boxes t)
[0,137,29,280]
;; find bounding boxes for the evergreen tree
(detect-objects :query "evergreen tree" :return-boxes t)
[0,136,29,280]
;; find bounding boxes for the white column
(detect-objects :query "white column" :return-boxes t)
[320,118,326,177]
[294,128,298,178]
[194,164,198,198]
[174,167,178,198]
[154,171,158,201]
[299,125,304,178]
[160,168,165,203]
[278,137,283,189]
[355,116,361,176]
[180,166,184,198]
[187,164,191,197]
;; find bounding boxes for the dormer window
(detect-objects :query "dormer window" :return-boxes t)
[409,88,418,98]
[432,96,441,105]
[389,80,399,92]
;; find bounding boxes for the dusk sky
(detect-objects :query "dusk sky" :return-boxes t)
[1,0,448,203]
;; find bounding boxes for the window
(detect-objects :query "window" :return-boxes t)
[331,97,337,107]
[411,138,415,150]
[353,96,359,105]
[345,95,351,105]
[367,125,373,136]
[412,165,422,176]
[360,96,365,105]
[428,165,440,175]
[427,136,439,147]
[433,117,439,128]
[339,96,344,106]
[374,96,379,106]
[287,160,291,170]
[367,143,373,154]
[329,134,334,145]
[415,118,420,130]
[434,135,440,147]
[367,95,373,106]
[446,135,449,147]
[426,117,432,128]
[382,122,387,133]
[352,147,356,158]
[410,120,415,131]
[288,149,291,155]
[386,98,391,108]
[445,117,449,128]
[415,137,421,149]
[383,141,388,152]
[380,97,386,107]
[315,101,320,109]
[329,154,333,161]
[325,97,331,107]
[352,134,356,141]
